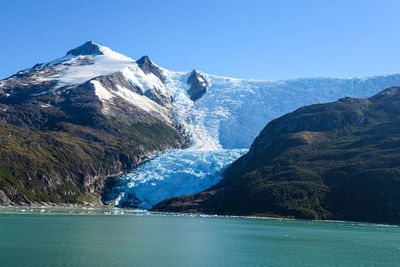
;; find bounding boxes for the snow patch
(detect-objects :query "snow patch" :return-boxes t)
[91,80,114,100]
[120,66,165,93]
[47,55,134,85]
[36,82,66,96]
[113,84,171,122]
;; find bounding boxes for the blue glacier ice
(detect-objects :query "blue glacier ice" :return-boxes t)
[114,149,247,209]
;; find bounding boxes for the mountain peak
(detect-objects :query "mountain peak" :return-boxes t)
[66,40,104,56]
[136,55,165,82]
[137,55,152,64]
[187,69,208,101]
[190,69,200,76]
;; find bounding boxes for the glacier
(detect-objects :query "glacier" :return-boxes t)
[114,69,400,208]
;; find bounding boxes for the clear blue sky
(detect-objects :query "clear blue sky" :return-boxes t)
[1,0,399,80]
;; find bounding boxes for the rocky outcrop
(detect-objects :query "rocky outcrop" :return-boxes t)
[187,70,208,101]
[0,190,12,205]
[144,89,172,107]
[154,87,400,224]
[136,56,165,82]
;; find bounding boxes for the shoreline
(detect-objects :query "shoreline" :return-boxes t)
[0,205,399,227]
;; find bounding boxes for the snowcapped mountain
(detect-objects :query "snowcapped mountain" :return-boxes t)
[0,41,173,125]
[2,41,400,208]
[5,40,400,150]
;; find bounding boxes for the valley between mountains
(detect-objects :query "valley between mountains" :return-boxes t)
[1,41,400,223]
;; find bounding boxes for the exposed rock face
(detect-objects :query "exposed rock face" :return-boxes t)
[144,89,172,107]
[0,190,12,205]
[66,40,103,56]
[187,70,208,101]
[136,56,165,82]
[154,87,400,224]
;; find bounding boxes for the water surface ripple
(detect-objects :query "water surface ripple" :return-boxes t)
[0,208,399,266]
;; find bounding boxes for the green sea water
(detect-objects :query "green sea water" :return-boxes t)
[0,207,399,266]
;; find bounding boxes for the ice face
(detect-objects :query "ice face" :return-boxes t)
[115,149,247,209]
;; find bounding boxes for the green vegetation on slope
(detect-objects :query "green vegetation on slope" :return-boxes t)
[0,119,185,204]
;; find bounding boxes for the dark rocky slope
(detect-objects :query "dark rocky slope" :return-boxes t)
[187,70,208,101]
[154,87,400,224]
[136,55,165,83]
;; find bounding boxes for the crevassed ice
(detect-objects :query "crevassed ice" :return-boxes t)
[115,149,247,209]
[195,75,400,148]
